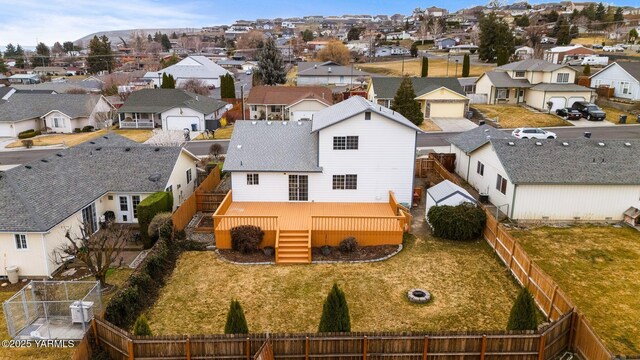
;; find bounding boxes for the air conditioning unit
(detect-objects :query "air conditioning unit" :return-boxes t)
[70,301,94,323]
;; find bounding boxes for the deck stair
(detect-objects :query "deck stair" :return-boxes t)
[276,230,311,264]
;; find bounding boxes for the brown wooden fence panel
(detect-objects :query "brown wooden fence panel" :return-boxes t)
[573,314,613,360]
[71,331,93,360]
[172,166,221,231]
[542,312,573,360]
[95,319,130,360]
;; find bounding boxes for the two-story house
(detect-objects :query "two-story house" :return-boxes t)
[297,61,372,87]
[474,59,595,111]
[215,96,419,264]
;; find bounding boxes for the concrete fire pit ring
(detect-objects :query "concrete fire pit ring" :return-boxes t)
[407,288,431,304]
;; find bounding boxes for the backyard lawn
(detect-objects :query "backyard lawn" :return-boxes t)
[473,105,571,128]
[214,124,234,139]
[359,58,493,77]
[147,234,519,334]
[5,129,153,148]
[511,225,640,355]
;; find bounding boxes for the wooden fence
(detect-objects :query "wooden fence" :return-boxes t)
[172,165,222,231]
[87,314,573,360]
[415,157,460,186]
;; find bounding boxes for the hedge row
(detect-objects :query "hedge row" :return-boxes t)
[18,130,41,139]
[138,191,173,249]
[427,203,487,241]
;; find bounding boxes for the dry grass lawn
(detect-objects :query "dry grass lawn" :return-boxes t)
[214,125,234,139]
[419,119,442,132]
[6,129,153,148]
[147,234,519,334]
[359,58,493,77]
[112,129,154,142]
[473,105,571,128]
[599,106,638,125]
[511,225,640,355]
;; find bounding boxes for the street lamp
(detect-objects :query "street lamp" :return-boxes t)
[455,59,459,78]
[157,72,162,88]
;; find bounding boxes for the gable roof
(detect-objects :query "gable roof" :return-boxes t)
[447,125,513,154]
[297,61,371,77]
[246,86,333,106]
[595,62,640,82]
[117,89,227,115]
[496,59,570,72]
[427,179,476,204]
[545,45,594,53]
[143,55,230,80]
[223,120,321,173]
[480,71,533,88]
[529,83,593,92]
[0,134,186,232]
[491,138,640,185]
[0,93,108,123]
[371,77,466,99]
[311,96,422,132]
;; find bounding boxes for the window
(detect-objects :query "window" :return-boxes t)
[364,111,371,120]
[496,174,507,194]
[247,173,259,185]
[52,117,64,128]
[14,234,27,250]
[270,105,279,113]
[621,82,630,95]
[476,161,484,176]
[332,174,357,190]
[346,136,358,149]
[186,169,192,184]
[514,71,525,78]
[497,89,509,99]
[119,197,128,211]
[333,136,346,149]
[556,73,569,83]
[165,185,173,193]
[82,203,98,233]
[250,105,257,111]
[132,196,141,219]
[593,79,601,87]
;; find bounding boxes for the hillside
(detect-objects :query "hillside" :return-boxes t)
[74,28,200,46]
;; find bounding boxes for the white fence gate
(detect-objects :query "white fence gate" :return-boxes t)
[468,93,488,104]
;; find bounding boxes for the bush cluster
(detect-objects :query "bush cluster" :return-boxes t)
[17,129,41,139]
[137,192,173,248]
[427,203,486,241]
[339,237,358,253]
[148,212,173,244]
[82,125,94,132]
[21,139,34,148]
[230,225,264,253]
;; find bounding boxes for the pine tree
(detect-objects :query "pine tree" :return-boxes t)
[613,7,624,23]
[224,300,249,334]
[3,43,16,58]
[391,76,424,126]
[161,73,176,89]
[496,49,509,66]
[14,44,26,69]
[462,54,470,77]
[507,288,538,331]
[161,34,172,51]
[630,29,639,43]
[421,57,428,77]
[0,58,7,74]
[318,284,351,332]
[256,37,286,86]
[556,18,572,45]
[479,13,514,63]
[220,74,236,99]
[34,42,51,67]
[583,64,591,76]
[595,2,606,22]
[132,315,153,336]
[88,35,114,74]
[410,44,418,57]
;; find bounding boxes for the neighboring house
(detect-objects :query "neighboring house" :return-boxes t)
[368,77,469,119]
[117,89,227,131]
[449,45,479,54]
[0,94,114,137]
[425,179,476,218]
[297,61,371,87]
[474,59,594,111]
[0,134,199,277]
[514,46,534,60]
[143,56,231,88]
[386,31,412,40]
[217,96,420,263]
[216,59,258,71]
[426,6,448,17]
[458,77,478,95]
[8,74,40,85]
[11,80,103,94]
[32,67,68,76]
[246,86,333,121]
[448,129,640,222]
[436,38,457,50]
[589,62,640,101]
[543,45,595,64]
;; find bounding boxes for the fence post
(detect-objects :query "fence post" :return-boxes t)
[480,335,487,360]
[91,319,99,346]
[538,332,546,360]
[568,310,577,351]
[246,337,251,360]
[508,237,517,269]
[363,336,368,360]
[526,262,533,288]
[186,337,191,360]
[305,336,309,360]
[422,335,429,360]
[128,339,134,360]
[547,285,558,321]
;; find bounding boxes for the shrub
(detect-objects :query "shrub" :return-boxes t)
[74,128,82,133]
[230,225,264,254]
[427,203,486,241]
[18,129,35,136]
[17,130,41,139]
[103,211,115,222]
[318,283,351,332]
[339,237,358,253]
[22,139,34,148]
[507,288,538,330]
[224,299,249,334]
[132,314,153,336]
[148,212,173,243]
[82,125,95,132]
[137,192,173,248]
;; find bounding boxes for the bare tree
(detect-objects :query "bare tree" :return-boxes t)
[236,30,266,50]
[428,19,444,40]
[180,78,210,96]
[525,25,544,59]
[130,31,148,53]
[57,222,131,288]
[210,143,223,158]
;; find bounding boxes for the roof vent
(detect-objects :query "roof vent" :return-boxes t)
[535,142,542,146]
[297,121,302,125]
[251,121,257,125]
[25,165,32,169]
[282,121,287,125]
[41,159,48,163]
[154,148,160,152]
[103,136,109,139]
[562,142,569,146]
[328,67,332,73]
[89,141,96,144]
[267,121,272,125]
[237,145,242,149]
[508,142,515,146]
[96,147,102,151]
[624,142,631,147]
[125,147,131,152]
[598,142,605,147]
[314,64,318,69]
[56,153,63,157]
[484,129,489,132]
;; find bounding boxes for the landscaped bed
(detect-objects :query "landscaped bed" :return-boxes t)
[473,105,571,128]
[511,225,640,354]
[217,244,400,264]
[5,128,153,148]
[146,234,519,334]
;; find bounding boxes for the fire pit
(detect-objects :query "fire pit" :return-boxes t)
[407,288,431,304]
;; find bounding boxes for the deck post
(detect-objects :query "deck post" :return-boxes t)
[480,335,487,360]
[568,310,577,351]
[363,336,368,360]
[92,319,99,345]
[538,331,546,360]
[422,335,428,360]
[186,337,191,360]
[128,339,134,360]
[305,336,309,360]
[246,337,250,360]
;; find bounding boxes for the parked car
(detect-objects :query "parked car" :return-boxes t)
[615,44,628,49]
[556,108,583,120]
[571,101,606,121]
[511,128,557,139]
[591,44,603,49]
[603,46,624,52]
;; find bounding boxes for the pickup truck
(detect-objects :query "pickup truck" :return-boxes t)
[571,101,606,121]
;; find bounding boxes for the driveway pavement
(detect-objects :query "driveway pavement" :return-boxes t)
[430,118,478,132]
[566,119,616,127]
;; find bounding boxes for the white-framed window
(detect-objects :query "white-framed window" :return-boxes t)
[514,71,525,78]
[332,174,357,190]
[497,89,509,99]
[556,73,570,83]
[250,105,257,111]
[621,82,630,94]
[247,173,259,185]
[82,203,98,234]
[14,234,27,250]
[476,161,484,176]
[496,174,507,195]
[364,111,371,120]
[186,169,192,184]
[165,185,173,193]
[332,136,358,150]
[52,117,64,128]
[132,195,141,219]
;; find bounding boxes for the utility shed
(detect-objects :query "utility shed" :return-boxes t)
[425,180,476,218]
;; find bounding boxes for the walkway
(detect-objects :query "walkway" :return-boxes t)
[430,118,478,132]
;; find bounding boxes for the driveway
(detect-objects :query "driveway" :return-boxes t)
[566,118,616,127]
[430,118,478,132]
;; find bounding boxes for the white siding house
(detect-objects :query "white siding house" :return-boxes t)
[143,56,231,88]
[589,62,640,101]
[425,180,476,218]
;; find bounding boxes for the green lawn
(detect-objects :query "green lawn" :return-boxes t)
[511,225,640,355]
[147,234,519,334]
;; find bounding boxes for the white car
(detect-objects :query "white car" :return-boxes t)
[512,128,557,139]
[603,46,624,52]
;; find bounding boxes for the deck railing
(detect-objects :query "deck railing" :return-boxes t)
[388,191,412,231]
[310,215,404,247]
[119,120,154,129]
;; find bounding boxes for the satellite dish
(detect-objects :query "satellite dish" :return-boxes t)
[148,173,161,183]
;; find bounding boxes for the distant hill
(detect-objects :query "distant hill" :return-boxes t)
[75,28,200,47]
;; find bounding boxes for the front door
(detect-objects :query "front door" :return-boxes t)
[288,175,308,201]
[118,196,132,223]
[518,89,525,103]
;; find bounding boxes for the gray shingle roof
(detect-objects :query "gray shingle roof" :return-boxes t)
[143,56,230,80]
[223,120,321,172]
[447,125,513,154]
[298,61,371,77]
[12,81,102,93]
[615,62,640,82]
[117,89,227,115]
[371,77,466,99]
[311,96,422,132]
[529,83,593,92]
[482,71,533,88]
[0,134,185,232]
[491,138,640,185]
[0,94,106,123]
[427,179,476,203]
[496,59,568,72]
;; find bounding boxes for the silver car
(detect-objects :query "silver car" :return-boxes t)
[511,128,557,139]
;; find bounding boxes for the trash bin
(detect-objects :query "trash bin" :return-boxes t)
[191,124,197,131]
[584,131,592,138]
[465,111,473,119]
[6,266,18,284]
[637,114,640,123]
[619,115,627,124]
[478,120,486,126]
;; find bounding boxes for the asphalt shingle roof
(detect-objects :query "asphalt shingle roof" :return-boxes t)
[427,179,476,203]
[298,61,371,77]
[117,89,227,115]
[371,77,466,99]
[496,59,568,72]
[143,55,230,80]
[447,125,513,154]
[616,62,640,82]
[529,83,593,92]
[0,134,185,232]
[491,138,640,185]
[0,93,106,123]
[483,71,533,88]
[223,120,321,172]
[246,86,333,106]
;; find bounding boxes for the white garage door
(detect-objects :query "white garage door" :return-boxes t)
[0,123,14,137]
[291,111,315,121]
[567,97,586,107]
[165,116,200,131]
[547,97,566,112]
[429,102,466,118]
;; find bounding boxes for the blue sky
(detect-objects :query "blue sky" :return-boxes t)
[0,0,637,48]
